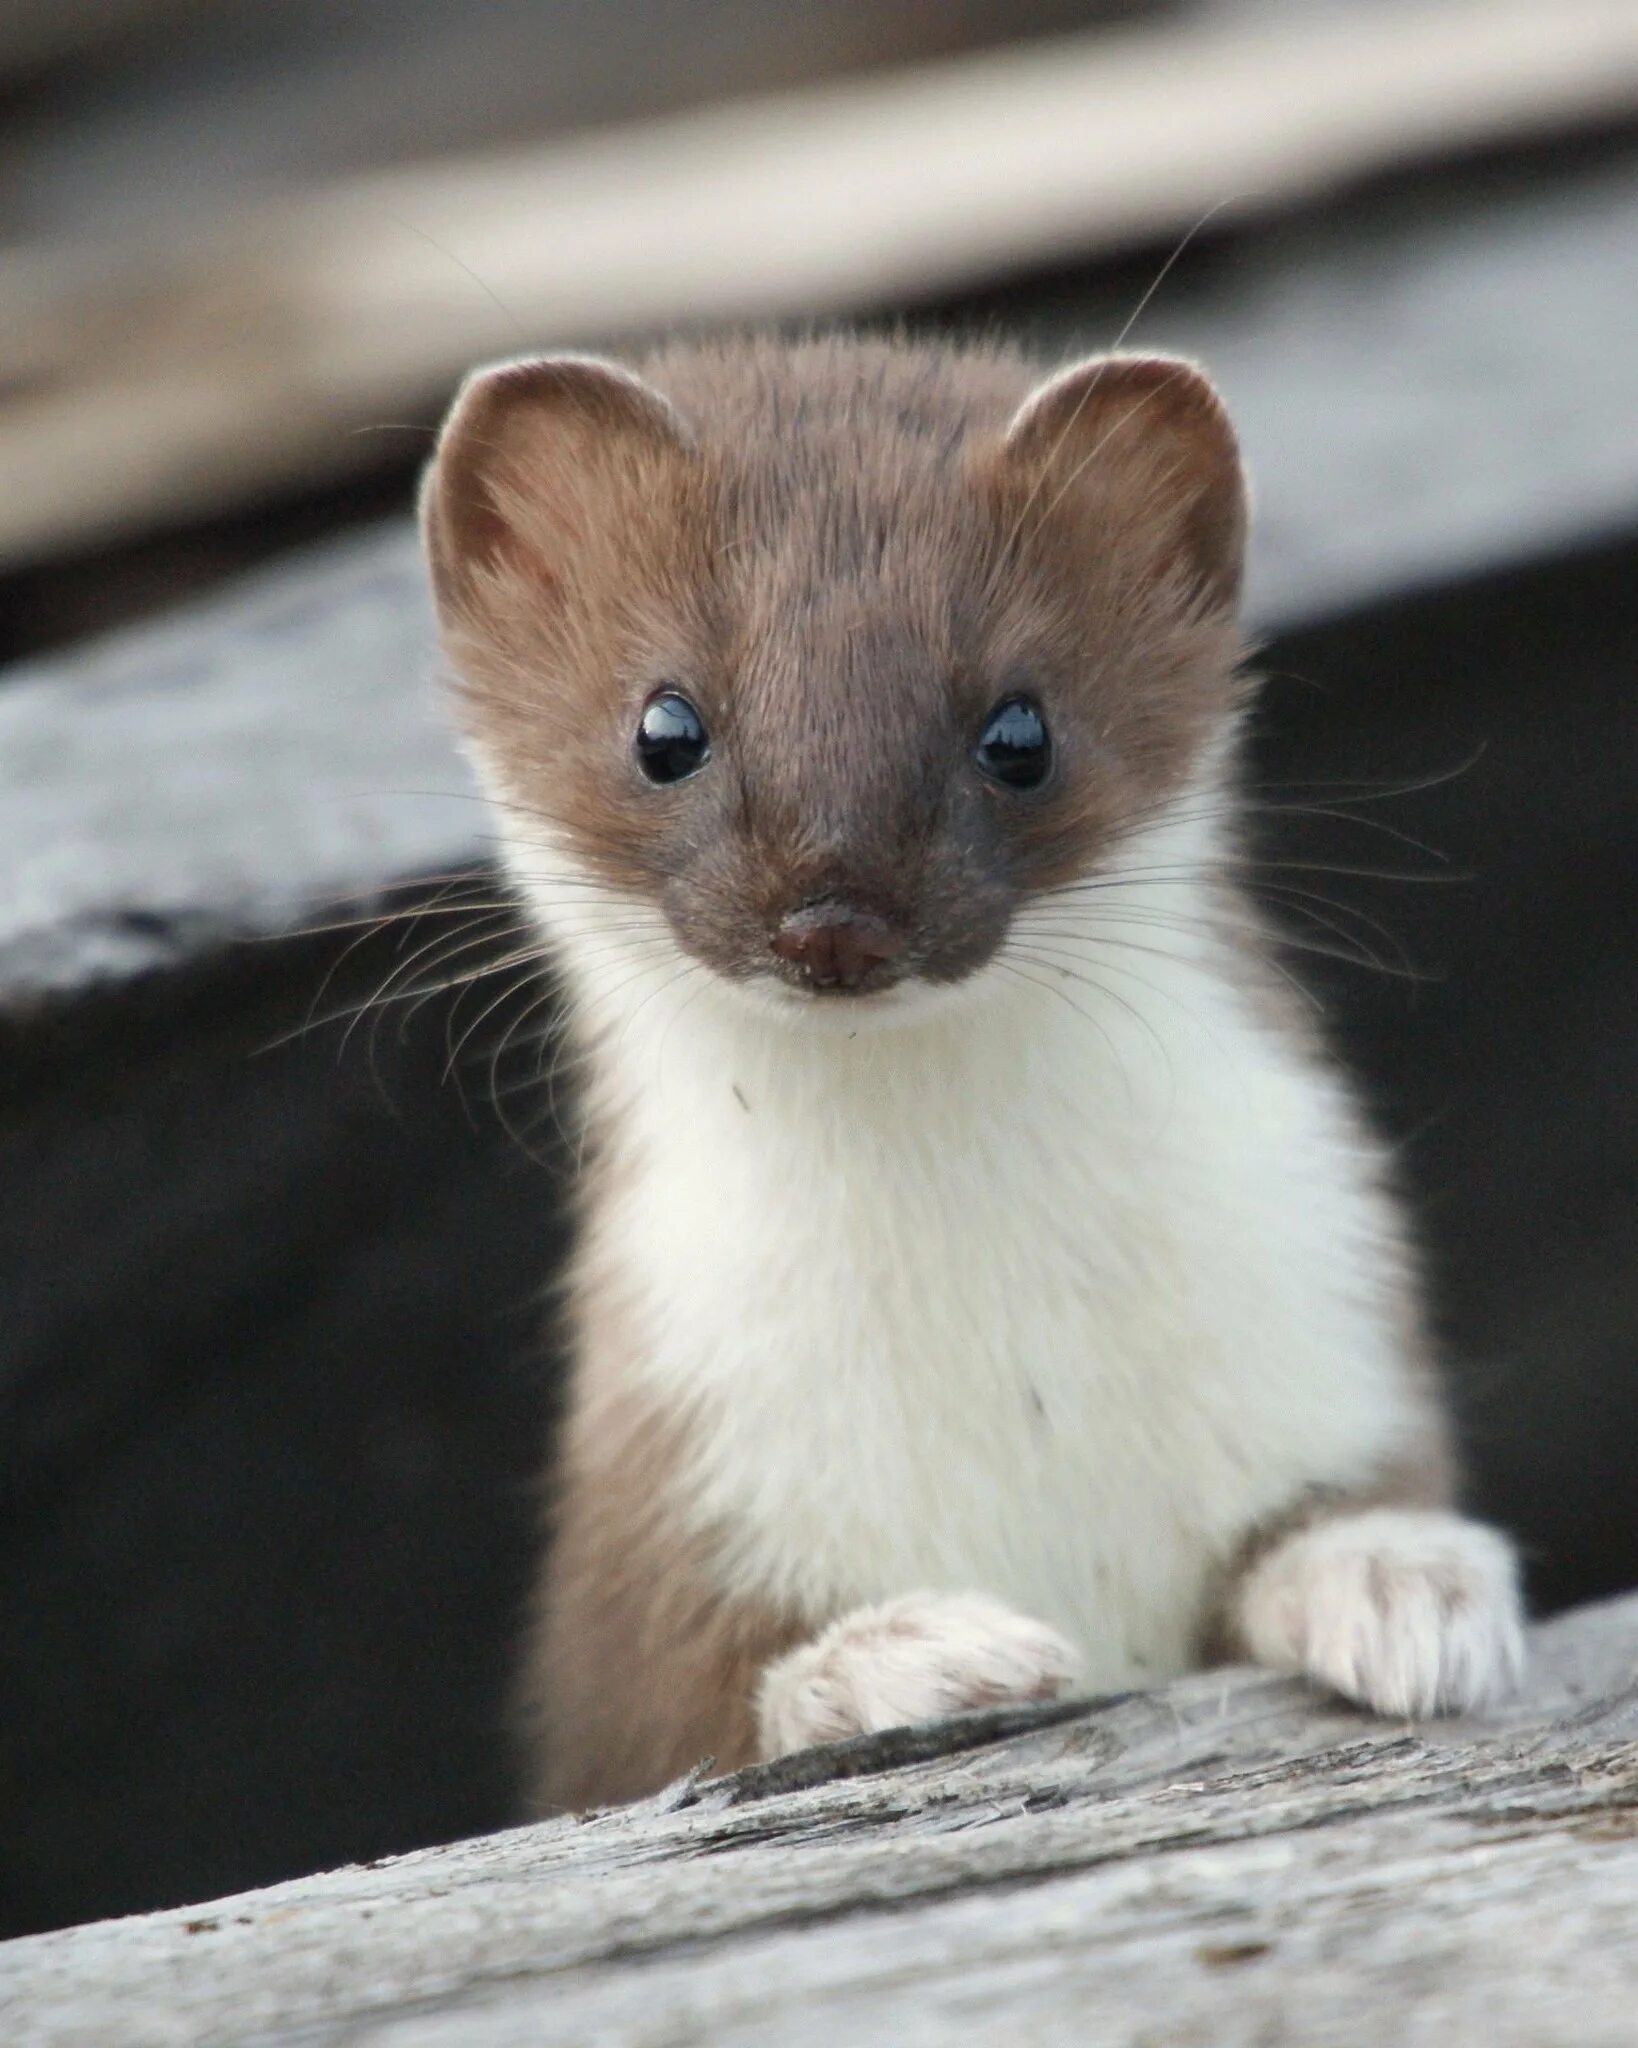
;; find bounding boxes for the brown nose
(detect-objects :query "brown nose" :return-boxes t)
[770,903,904,990]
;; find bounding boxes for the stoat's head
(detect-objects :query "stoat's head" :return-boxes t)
[421,337,1248,1023]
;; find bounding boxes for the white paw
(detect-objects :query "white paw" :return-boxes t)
[1235,1508,1525,1717]
[755,1591,1081,1759]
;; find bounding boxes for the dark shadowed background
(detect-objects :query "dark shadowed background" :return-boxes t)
[2,0,1635,1939]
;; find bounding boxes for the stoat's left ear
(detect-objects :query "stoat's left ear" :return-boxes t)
[1001,353,1247,612]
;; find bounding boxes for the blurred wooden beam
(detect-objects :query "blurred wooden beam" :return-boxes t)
[0,1,200,81]
[2,1,1138,242]
[2,0,1636,566]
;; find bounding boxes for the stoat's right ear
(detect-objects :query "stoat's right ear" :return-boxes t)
[419,353,693,623]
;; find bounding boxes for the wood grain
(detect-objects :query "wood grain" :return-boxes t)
[7,1593,1637,2045]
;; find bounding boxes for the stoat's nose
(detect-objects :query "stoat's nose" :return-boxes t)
[770,902,903,992]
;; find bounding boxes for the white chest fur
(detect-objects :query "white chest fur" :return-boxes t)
[568,919,1420,1693]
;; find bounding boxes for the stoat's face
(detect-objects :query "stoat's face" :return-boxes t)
[421,340,1248,1016]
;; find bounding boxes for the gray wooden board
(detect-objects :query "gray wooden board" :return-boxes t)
[3,149,1637,1003]
[5,1593,1636,2045]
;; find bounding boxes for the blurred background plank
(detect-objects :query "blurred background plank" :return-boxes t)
[0,1,202,84]
[3,0,1635,566]
[1,0,1139,233]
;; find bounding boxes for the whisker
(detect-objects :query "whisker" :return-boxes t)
[266,950,537,1056]
[377,211,531,339]
[991,954,1133,1110]
[286,910,519,1060]
[1098,902,1418,986]
[651,963,715,1094]
[1028,872,1419,979]
[1004,937,1190,1068]
[443,952,558,1084]
[485,985,575,1168]
[350,921,537,1052]
[1015,905,1344,1005]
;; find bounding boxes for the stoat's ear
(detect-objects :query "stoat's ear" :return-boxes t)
[420,352,693,622]
[1001,353,1247,613]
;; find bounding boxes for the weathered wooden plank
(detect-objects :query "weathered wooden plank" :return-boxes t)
[4,0,1636,562]
[6,1595,1636,2045]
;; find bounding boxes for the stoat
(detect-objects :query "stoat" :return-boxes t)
[419,335,1524,1810]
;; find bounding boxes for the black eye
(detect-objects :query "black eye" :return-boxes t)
[976,694,1051,790]
[635,690,710,784]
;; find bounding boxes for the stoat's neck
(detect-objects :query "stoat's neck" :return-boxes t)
[562,892,1233,1188]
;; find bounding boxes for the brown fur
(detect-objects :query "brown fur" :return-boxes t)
[1198,1436,1457,1667]
[517,1285,806,1812]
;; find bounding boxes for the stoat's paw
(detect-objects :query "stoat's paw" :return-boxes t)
[1236,1508,1525,1717]
[755,1591,1081,1759]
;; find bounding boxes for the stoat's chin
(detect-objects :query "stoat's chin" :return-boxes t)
[704,963,1003,1034]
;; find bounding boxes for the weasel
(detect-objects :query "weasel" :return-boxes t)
[420,334,1525,1811]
